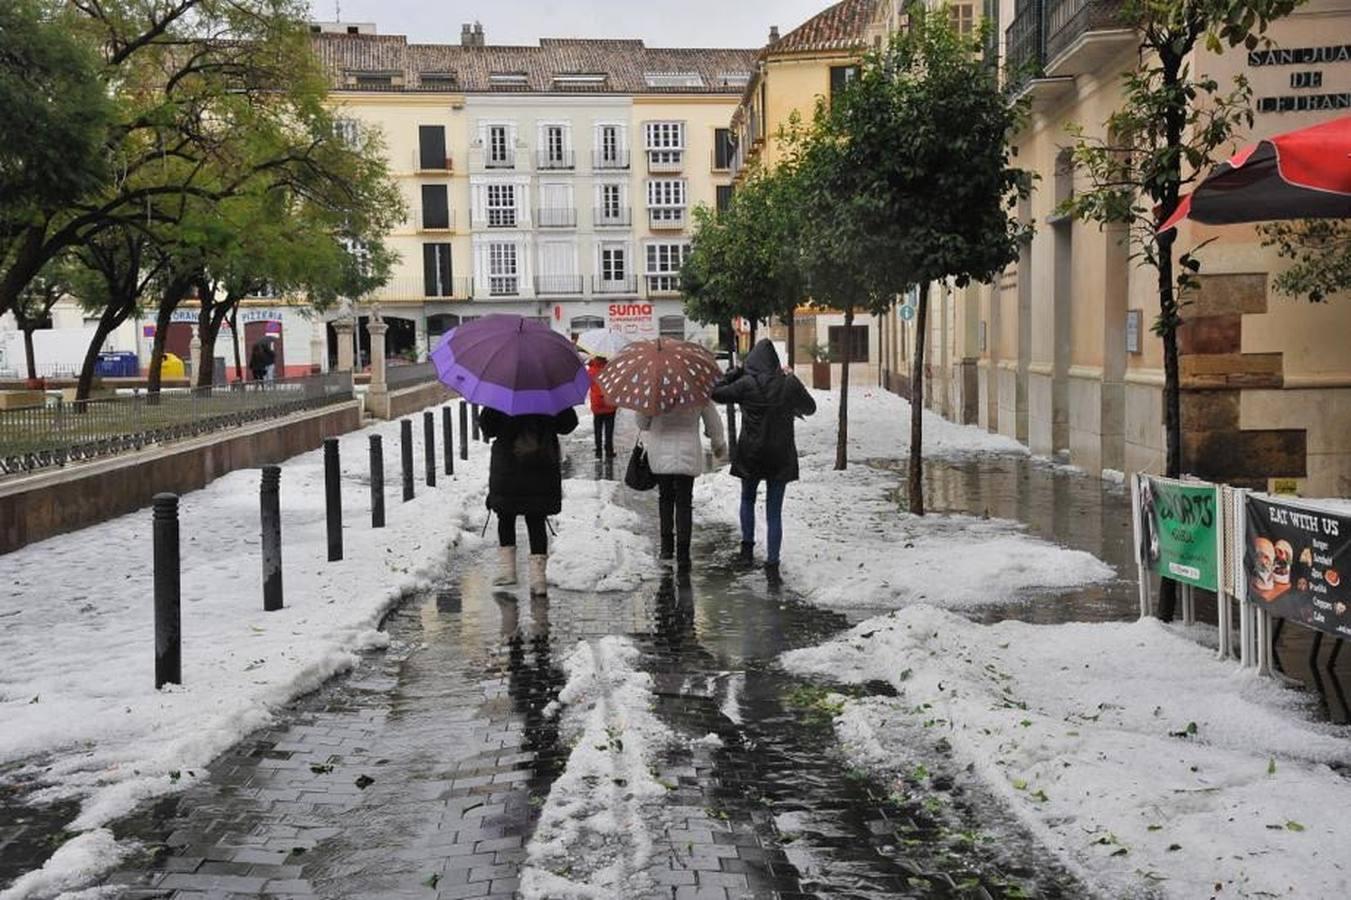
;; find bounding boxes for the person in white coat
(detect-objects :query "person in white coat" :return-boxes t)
[636,402,727,566]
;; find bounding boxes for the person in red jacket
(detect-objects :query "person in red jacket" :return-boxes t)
[586,355,618,458]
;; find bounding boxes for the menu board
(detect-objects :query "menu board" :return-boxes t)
[1244,495,1351,639]
[1137,476,1220,592]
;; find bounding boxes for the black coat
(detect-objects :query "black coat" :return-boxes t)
[711,339,815,483]
[480,407,579,517]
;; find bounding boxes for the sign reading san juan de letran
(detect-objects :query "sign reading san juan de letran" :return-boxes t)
[1244,495,1351,639]
[1248,43,1351,113]
[1137,477,1220,592]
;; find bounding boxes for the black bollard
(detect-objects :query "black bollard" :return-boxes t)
[153,493,182,689]
[369,434,385,528]
[471,404,481,442]
[458,401,469,461]
[726,404,738,455]
[423,410,436,488]
[260,466,284,611]
[400,419,414,501]
[324,438,342,562]
[442,406,454,476]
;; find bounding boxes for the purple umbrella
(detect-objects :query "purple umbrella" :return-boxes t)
[431,314,588,415]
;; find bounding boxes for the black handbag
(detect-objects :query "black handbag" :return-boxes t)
[624,440,657,491]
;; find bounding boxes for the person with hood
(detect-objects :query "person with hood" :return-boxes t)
[586,355,618,458]
[248,339,275,382]
[711,339,816,570]
[636,400,726,567]
[480,405,579,596]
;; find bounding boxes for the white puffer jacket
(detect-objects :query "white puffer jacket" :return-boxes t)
[635,403,727,477]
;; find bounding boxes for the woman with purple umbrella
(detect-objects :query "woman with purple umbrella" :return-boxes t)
[431,315,589,596]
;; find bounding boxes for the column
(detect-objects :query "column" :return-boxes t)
[310,318,327,374]
[188,331,202,384]
[367,314,390,419]
[414,315,428,362]
[333,319,356,373]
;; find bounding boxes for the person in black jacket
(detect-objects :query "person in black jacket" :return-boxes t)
[711,339,816,570]
[479,406,579,596]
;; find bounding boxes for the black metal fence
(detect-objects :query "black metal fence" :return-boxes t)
[0,371,354,477]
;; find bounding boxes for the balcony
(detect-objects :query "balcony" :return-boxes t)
[592,275,639,295]
[648,208,687,230]
[593,150,630,170]
[1043,0,1133,77]
[414,208,456,232]
[368,276,474,302]
[412,150,453,173]
[536,208,578,229]
[537,150,575,171]
[469,147,520,171]
[594,206,632,228]
[1003,0,1045,95]
[535,275,584,295]
[646,150,684,174]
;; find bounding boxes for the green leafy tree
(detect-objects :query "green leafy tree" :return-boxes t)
[1259,219,1351,302]
[793,8,1028,485]
[1062,0,1303,483]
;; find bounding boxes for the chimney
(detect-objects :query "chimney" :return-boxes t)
[461,23,473,47]
[768,25,780,44]
[473,21,485,47]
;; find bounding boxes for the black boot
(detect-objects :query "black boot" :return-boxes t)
[659,532,675,562]
[739,541,754,564]
[676,541,692,568]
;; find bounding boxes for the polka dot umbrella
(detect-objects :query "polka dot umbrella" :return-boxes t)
[595,338,722,417]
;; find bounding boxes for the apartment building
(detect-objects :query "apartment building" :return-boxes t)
[877,0,1351,496]
[308,24,756,363]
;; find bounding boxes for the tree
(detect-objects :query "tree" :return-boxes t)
[791,8,1028,483]
[1260,219,1351,302]
[11,255,78,382]
[1062,0,1302,483]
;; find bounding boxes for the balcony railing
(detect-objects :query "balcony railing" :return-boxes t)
[593,150,630,170]
[1004,0,1045,93]
[648,208,687,230]
[537,150,575,170]
[413,150,453,172]
[470,147,519,170]
[594,206,632,227]
[415,207,456,232]
[535,275,584,295]
[1045,0,1129,72]
[369,275,474,301]
[536,208,578,228]
[593,275,639,294]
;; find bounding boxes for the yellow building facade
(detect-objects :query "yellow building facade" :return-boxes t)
[877,0,1351,497]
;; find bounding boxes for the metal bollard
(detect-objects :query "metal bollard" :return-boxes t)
[260,466,284,611]
[442,406,454,476]
[401,419,414,501]
[726,404,738,455]
[472,404,481,442]
[423,410,436,488]
[369,434,385,528]
[458,401,469,460]
[324,438,342,562]
[153,493,182,689]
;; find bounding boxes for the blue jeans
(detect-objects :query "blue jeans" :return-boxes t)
[740,479,787,564]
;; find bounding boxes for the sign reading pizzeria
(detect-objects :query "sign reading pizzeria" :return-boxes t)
[1243,494,1351,639]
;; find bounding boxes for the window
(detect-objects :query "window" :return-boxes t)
[659,315,686,338]
[554,73,607,88]
[488,243,518,295]
[485,184,516,228]
[645,242,691,293]
[644,72,704,89]
[423,243,453,297]
[354,73,393,89]
[420,184,450,229]
[489,72,528,88]
[644,121,685,169]
[829,65,859,102]
[418,125,447,170]
[717,71,752,88]
[601,246,628,282]
[713,128,735,170]
[647,179,687,225]
[421,72,458,90]
[828,324,870,363]
[716,184,733,214]
[597,124,624,167]
[571,316,605,338]
[599,184,625,224]
[949,2,976,36]
[542,124,568,167]
[334,118,361,148]
[487,125,512,167]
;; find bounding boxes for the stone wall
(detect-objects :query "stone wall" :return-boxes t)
[0,402,361,554]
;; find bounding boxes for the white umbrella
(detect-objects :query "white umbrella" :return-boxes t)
[576,328,632,359]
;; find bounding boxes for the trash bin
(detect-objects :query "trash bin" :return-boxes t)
[95,351,139,377]
[161,353,186,380]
